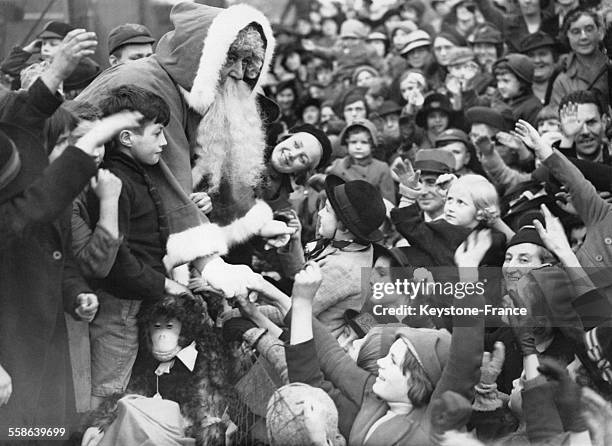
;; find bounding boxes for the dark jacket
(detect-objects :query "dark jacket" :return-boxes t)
[0,78,97,430]
[503,91,543,127]
[88,153,167,302]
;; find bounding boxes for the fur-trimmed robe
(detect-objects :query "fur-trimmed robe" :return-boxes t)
[77,2,277,265]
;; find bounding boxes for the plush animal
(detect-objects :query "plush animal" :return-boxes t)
[82,293,234,446]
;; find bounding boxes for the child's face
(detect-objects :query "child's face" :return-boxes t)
[302,106,321,126]
[444,183,477,228]
[373,339,410,403]
[338,325,361,361]
[496,71,522,99]
[426,111,449,135]
[356,70,375,88]
[129,121,167,166]
[400,76,425,101]
[406,47,431,69]
[317,200,339,239]
[343,100,367,124]
[440,141,470,171]
[346,129,373,160]
[473,43,498,70]
[41,38,62,60]
[321,106,337,123]
[538,118,561,134]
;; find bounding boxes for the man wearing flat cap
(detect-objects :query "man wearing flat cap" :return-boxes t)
[107,23,156,66]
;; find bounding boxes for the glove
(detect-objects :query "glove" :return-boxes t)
[538,358,587,433]
[474,342,505,411]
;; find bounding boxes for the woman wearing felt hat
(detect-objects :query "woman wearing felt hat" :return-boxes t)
[278,174,387,339]
[414,92,460,148]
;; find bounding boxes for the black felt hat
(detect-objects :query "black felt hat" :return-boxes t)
[324,174,386,242]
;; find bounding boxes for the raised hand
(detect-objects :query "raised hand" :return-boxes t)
[91,169,122,202]
[292,262,323,302]
[480,341,505,385]
[454,228,492,268]
[473,134,495,157]
[46,29,97,84]
[76,111,143,157]
[512,119,553,161]
[560,102,584,139]
[532,204,572,259]
[391,157,420,188]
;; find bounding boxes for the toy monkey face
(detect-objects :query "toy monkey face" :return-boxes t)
[150,317,183,362]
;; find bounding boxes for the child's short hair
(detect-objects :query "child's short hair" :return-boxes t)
[99,85,170,152]
[451,174,500,223]
[535,105,559,127]
[346,126,373,144]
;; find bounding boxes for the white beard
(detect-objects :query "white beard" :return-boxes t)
[192,78,265,195]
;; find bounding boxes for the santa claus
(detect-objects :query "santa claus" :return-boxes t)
[79,2,290,295]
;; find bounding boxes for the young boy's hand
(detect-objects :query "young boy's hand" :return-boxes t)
[75,293,99,322]
[76,111,143,157]
[91,169,122,202]
[190,192,213,214]
[292,262,322,302]
[0,363,12,407]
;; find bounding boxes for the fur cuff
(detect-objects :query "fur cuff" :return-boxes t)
[221,199,273,247]
[164,223,229,270]
[164,201,273,268]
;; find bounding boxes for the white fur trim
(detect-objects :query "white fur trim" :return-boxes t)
[164,223,229,269]
[163,200,273,268]
[187,3,275,114]
[221,199,273,247]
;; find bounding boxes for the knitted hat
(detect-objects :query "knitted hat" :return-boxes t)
[339,119,379,146]
[415,92,455,128]
[492,54,535,84]
[107,23,155,55]
[519,31,558,54]
[288,124,332,169]
[266,383,343,446]
[400,30,432,55]
[324,175,386,242]
[340,19,368,39]
[414,148,455,174]
[447,47,475,66]
[396,327,452,385]
[38,21,74,40]
[468,23,503,45]
[506,225,546,250]
[465,106,513,131]
[434,128,470,147]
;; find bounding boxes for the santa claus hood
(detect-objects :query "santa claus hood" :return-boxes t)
[155,1,275,115]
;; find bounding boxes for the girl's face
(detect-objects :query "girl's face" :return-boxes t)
[317,200,339,239]
[407,47,431,69]
[567,14,601,56]
[426,110,449,134]
[276,88,296,112]
[373,339,411,403]
[538,118,561,134]
[302,105,321,125]
[496,71,522,99]
[356,70,375,88]
[433,37,456,67]
[346,130,373,160]
[444,183,478,228]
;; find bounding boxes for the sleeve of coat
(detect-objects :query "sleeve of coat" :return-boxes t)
[0,46,32,77]
[522,376,565,443]
[71,198,123,279]
[543,150,612,227]
[0,146,97,248]
[390,202,434,245]
[311,256,362,317]
[102,183,166,300]
[379,164,397,205]
[480,150,531,194]
[429,288,485,408]
[312,317,371,406]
